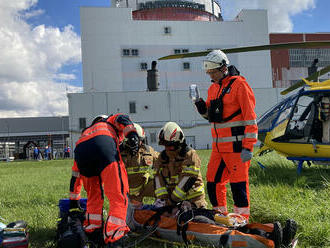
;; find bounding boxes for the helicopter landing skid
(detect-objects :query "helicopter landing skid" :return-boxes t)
[287,157,330,174]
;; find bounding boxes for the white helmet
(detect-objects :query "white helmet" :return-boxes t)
[158,122,185,145]
[203,50,229,71]
[133,123,146,140]
[91,114,108,125]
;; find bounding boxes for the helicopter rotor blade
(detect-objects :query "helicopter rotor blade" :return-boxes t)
[158,41,330,60]
[280,65,330,95]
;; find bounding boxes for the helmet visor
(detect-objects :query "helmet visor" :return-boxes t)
[203,60,222,71]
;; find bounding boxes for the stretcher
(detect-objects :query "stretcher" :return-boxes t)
[127,203,297,248]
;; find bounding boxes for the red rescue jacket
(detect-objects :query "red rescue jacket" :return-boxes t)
[206,75,258,152]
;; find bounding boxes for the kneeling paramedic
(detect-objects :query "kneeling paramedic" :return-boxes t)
[194,50,258,221]
[154,122,207,209]
[121,123,159,205]
[69,113,139,246]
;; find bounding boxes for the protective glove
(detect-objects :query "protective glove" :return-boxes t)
[195,98,207,115]
[126,132,139,156]
[69,199,84,218]
[240,148,253,162]
[153,199,166,208]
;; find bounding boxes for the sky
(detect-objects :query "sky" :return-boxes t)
[0,0,329,118]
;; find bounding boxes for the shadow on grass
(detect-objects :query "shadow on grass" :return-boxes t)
[28,226,57,248]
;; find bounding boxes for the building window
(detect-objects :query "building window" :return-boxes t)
[129,101,136,113]
[164,26,171,34]
[289,48,330,67]
[79,118,86,129]
[183,62,190,70]
[131,49,139,56]
[174,49,181,54]
[174,48,189,54]
[140,62,148,70]
[150,132,157,143]
[122,49,130,56]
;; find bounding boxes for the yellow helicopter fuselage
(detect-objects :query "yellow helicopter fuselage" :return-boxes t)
[263,131,330,157]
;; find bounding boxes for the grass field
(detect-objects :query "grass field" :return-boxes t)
[0,150,329,248]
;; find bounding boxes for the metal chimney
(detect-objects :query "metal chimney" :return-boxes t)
[147,61,159,91]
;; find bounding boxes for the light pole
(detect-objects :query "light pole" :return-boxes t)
[61,116,65,159]
[5,121,10,161]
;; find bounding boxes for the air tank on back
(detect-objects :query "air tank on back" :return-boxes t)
[147,61,159,91]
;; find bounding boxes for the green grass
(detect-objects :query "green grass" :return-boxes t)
[0,151,329,248]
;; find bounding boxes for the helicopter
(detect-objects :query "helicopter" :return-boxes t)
[257,74,330,173]
[158,41,330,173]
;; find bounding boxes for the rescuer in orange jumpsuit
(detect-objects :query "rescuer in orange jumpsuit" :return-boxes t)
[194,50,258,221]
[69,113,139,246]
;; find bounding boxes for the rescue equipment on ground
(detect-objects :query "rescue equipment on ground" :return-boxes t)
[56,198,297,248]
[56,199,90,248]
[56,198,157,248]
[214,213,247,227]
[127,202,298,248]
[0,218,29,248]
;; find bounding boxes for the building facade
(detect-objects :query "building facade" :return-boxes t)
[0,117,69,160]
[270,33,330,88]
[69,2,277,151]
[80,7,272,93]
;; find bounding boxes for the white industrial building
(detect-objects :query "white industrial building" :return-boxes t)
[68,1,284,151]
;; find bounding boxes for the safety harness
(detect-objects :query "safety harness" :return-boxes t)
[208,78,241,123]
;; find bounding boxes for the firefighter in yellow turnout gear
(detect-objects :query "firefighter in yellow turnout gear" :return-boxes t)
[121,123,159,203]
[154,122,207,208]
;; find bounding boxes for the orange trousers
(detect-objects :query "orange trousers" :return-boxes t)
[82,162,130,243]
[206,151,250,220]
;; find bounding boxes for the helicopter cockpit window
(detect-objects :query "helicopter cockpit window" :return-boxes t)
[275,102,294,126]
[284,93,325,143]
[258,94,298,132]
[287,95,314,132]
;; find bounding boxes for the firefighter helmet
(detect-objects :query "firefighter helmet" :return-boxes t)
[203,50,229,71]
[158,122,185,146]
[134,123,146,140]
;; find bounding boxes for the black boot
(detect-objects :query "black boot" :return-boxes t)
[270,221,283,248]
[107,234,132,248]
[282,219,297,247]
[85,228,104,247]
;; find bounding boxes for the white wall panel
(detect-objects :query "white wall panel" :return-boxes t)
[80,8,272,93]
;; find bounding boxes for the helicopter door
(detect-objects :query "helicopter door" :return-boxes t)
[285,94,322,143]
